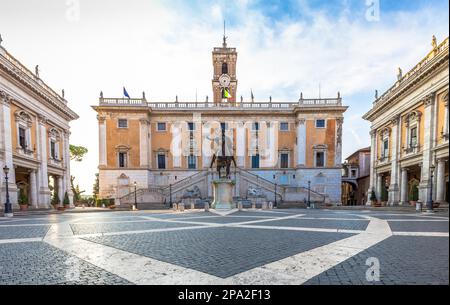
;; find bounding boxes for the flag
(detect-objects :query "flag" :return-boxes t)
[223,88,232,99]
[123,87,130,98]
[251,89,254,101]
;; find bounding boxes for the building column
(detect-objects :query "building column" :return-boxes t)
[0,91,18,207]
[29,169,38,208]
[57,176,64,206]
[139,119,149,168]
[443,94,449,139]
[367,130,377,205]
[62,130,73,207]
[296,119,306,167]
[98,115,107,167]
[400,168,409,205]
[335,118,343,167]
[171,122,182,168]
[388,115,400,205]
[236,122,246,167]
[419,93,436,203]
[37,115,50,208]
[376,173,383,202]
[435,158,447,203]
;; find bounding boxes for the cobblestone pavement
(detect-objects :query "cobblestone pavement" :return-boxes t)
[0,208,448,284]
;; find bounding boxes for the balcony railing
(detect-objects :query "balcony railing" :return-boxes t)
[403,145,420,155]
[99,97,343,109]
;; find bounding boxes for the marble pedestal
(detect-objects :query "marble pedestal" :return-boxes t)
[211,179,235,210]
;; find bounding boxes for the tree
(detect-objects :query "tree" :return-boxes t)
[69,144,88,203]
[93,173,99,201]
[69,145,88,161]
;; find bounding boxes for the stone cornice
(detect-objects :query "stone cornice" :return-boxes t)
[363,37,449,122]
[0,46,79,121]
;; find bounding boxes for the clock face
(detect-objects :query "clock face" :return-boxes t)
[219,74,231,88]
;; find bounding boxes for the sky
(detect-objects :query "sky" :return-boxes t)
[0,0,448,194]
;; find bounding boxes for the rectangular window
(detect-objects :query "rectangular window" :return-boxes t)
[252,122,259,131]
[188,155,196,169]
[280,153,289,168]
[19,127,27,148]
[280,122,289,131]
[383,139,389,157]
[251,154,260,169]
[118,152,127,168]
[50,141,56,159]
[157,154,166,169]
[315,119,326,128]
[157,122,166,131]
[410,127,417,147]
[220,122,226,131]
[118,119,128,128]
[315,151,325,167]
[188,122,195,131]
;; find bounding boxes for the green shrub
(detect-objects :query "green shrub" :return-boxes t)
[51,192,60,206]
[18,189,29,205]
[96,198,115,207]
[369,188,377,202]
[63,191,70,206]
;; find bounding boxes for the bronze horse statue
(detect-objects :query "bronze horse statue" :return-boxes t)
[210,154,236,179]
[209,125,237,179]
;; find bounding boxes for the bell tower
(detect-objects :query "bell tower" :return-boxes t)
[212,22,237,105]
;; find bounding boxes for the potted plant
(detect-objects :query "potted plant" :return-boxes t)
[51,192,63,210]
[18,189,29,211]
[409,178,419,206]
[369,189,379,207]
[63,191,71,209]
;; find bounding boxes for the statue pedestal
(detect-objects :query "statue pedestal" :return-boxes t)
[211,179,235,210]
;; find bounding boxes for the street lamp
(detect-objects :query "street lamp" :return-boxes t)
[426,165,436,213]
[3,166,13,218]
[274,183,277,207]
[307,180,311,208]
[133,181,137,210]
[169,184,172,208]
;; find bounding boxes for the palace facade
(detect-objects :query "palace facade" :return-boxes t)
[363,36,449,206]
[93,38,347,206]
[0,42,79,210]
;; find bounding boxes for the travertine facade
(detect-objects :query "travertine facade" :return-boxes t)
[0,43,79,209]
[92,38,348,205]
[363,37,449,206]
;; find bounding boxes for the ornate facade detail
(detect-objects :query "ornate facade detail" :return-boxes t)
[423,92,435,106]
[48,128,61,141]
[97,115,106,123]
[37,114,48,124]
[0,90,11,105]
[390,114,401,125]
[14,110,33,127]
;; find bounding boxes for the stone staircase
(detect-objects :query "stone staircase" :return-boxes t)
[118,167,331,209]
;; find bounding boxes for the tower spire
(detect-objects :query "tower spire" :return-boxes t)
[222,20,227,48]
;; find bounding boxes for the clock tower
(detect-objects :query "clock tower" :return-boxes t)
[212,31,238,105]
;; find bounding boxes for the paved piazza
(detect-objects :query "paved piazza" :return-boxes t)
[0,209,448,285]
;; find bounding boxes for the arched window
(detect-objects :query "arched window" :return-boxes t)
[222,62,228,74]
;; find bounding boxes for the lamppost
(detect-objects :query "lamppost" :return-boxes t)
[169,184,172,208]
[426,165,435,213]
[307,180,311,208]
[274,183,277,207]
[133,181,137,210]
[3,166,13,218]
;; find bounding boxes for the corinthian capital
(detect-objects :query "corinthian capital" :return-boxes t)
[0,90,11,105]
[97,115,106,123]
[423,92,436,106]
[38,114,47,124]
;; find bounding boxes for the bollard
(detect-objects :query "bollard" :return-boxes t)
[191,203,195,210]
[173,203,178,212]
[179,203,185,212]
[268,202,273,210]
[416,201,422,212]
[262,202,267,210]
[238,202,243,211]
[204,202,209,211]
[251,202,256,209]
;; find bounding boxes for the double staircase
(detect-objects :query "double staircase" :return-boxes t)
[119,168,329,209]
